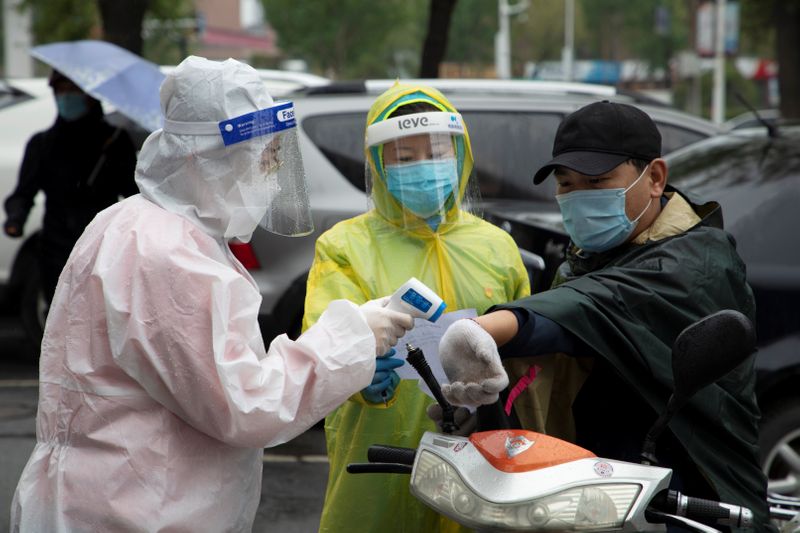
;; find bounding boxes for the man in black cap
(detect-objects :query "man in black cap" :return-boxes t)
[434,101,769,529]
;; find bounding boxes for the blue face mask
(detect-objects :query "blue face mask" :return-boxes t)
[555,165,653,253]
[384,159,459,218]
[55,93,89,121]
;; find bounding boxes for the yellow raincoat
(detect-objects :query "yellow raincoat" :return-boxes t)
[303,83,530,532]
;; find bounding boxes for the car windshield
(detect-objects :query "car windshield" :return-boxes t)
[302,106,711,205]
[667,129,800,271]
[302,110,561,202]
[668,131,800,192]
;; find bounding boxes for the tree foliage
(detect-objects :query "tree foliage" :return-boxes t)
[22,0,97,44]
[510,0,581,77]
[20,0,191,58]
[262,0,427,78]
[445,0,497,65]
[446,0,694,78]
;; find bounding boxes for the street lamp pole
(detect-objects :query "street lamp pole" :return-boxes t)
[562,0,575,82]
[495,0,530,79]
[712,0,727,124]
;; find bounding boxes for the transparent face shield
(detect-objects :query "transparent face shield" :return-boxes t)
[218,101,313,238]
[365,111,478,230]
[162,101,313,240]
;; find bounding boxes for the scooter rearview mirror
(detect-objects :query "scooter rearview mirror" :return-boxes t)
[641,309,755,465]
[671,309,756,402]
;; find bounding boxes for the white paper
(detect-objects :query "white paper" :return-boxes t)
[394,308,477,398]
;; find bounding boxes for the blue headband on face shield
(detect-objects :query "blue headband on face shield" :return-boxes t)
[556,164,653,253]
[161,101,297,146]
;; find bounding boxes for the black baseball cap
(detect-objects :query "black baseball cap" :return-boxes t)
[533,100,662,184]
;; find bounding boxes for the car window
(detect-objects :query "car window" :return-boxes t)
[462,111,562,201]
[656,123,707,154]
[0,82,33,110]
[302,110,562,201]
[668,134,800,269]
[668,135,800,191]
[302,112,367,191]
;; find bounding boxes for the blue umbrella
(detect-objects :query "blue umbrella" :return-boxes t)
[31,39,165,132]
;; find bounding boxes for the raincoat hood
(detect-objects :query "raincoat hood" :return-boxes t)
[135,56,275,242]
[365,82,474,232]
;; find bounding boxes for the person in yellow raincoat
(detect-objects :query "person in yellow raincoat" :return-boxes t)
[303,82,530,532]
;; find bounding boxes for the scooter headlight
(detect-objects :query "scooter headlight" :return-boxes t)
[411,450,641,531]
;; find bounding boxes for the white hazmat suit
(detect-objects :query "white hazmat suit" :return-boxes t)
[11,56,409,533]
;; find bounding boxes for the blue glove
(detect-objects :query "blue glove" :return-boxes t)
[362,349,405,404]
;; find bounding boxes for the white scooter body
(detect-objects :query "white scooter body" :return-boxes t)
[410,430,672,532]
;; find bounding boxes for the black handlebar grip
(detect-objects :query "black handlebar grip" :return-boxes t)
[684,495,753,529]
[347,463,412,474]
[367,445,416,466]
[657,490,754,529]
[685,496,732,522]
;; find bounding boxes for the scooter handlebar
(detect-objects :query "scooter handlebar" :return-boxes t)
[367,445,416,466]
[651,490,753,529]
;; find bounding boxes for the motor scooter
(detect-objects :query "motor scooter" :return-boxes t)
[348,310,799,532]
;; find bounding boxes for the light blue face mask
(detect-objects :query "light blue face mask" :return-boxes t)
[556,164,653,253]
[384,158,459,218]
[55,93,89,121]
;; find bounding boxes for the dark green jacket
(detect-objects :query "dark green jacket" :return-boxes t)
[494,189,769,529]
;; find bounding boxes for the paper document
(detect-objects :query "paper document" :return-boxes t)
[395,308,477,398]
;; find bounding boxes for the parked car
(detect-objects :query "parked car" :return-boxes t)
[723,108,781,131]
[160,65,330,96]
[0,78,52,342]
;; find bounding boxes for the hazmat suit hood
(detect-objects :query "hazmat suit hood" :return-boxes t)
[135,56,277,242]
[365,82,476,233]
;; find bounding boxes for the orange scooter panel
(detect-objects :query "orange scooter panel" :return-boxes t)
[469,430,596,473]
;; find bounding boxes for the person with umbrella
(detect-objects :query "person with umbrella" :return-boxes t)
[3,68,139,304]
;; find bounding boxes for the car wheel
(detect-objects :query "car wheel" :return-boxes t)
[20,261,47,351]
[272,273,308,341]
[760,400,800,497]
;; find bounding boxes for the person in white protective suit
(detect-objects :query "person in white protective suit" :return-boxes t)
[10,56,414,533]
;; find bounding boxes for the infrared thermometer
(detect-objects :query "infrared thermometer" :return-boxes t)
[387,277,446,323]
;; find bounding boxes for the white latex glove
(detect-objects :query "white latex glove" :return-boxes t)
[359,297,414,356]
[439,318,509,406]
[426,404,477,437]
